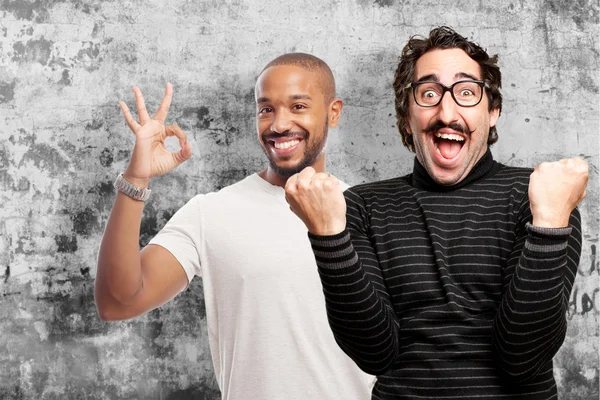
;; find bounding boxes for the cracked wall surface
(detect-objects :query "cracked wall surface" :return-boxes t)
[0,0,598,399]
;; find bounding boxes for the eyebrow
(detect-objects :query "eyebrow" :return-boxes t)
[455,72,480,81]
[415,74,438,83]
[415,72,481,82]
[291,94,311,100]
[256,94,312,104]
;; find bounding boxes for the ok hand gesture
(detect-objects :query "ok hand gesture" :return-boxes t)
[120,83,192,187]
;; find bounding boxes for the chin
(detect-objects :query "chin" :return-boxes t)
[269,160,305,178]
[435,177,460,186]
[430,167,465,186]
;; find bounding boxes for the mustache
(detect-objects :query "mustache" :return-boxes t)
[423,120,474,135]
[262,130,308,142]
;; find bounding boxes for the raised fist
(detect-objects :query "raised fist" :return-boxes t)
[529,157,588,228]
[285,167,347,235]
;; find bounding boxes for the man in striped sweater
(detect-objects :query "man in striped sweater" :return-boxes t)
[285,27,589,399]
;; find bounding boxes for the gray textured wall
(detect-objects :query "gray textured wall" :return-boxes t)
[0,1,598,399]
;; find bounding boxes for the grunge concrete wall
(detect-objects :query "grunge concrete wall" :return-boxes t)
[0,1,598,399]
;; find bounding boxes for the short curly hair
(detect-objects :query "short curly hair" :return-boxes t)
[393,26,503,152]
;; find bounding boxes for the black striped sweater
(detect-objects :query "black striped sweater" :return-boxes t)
[309,150,581,399]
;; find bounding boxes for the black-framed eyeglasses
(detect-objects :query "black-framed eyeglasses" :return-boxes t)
[404,80,490,107]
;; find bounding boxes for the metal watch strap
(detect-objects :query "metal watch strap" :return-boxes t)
[114,173,151,202]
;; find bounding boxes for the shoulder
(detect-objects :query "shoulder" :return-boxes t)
[482,163,534,210]
[487,163,533,189]
[205,174,261,197]
[345,175,412,198]
[495,163,533,179]
[177,175,255,211]
[343,175,413,212]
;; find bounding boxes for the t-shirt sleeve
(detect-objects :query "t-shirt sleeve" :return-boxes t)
[148,195,204,283]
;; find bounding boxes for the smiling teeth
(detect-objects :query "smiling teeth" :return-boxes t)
[435,132,464,141]
[274,140,300,149]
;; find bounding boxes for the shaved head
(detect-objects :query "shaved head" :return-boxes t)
[260,53,336,103]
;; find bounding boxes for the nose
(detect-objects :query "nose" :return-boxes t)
[271,109,293,134]
[437,90,460,125]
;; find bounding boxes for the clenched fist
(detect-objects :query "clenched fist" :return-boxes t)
[529,157,588,228]
[285,167,347,235]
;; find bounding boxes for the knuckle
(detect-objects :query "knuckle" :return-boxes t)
[284,183,297,194]
[297,179,310,191]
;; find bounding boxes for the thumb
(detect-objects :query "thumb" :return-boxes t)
[170,141,192,166]
[179,141,193,161]
[165,124,192,164]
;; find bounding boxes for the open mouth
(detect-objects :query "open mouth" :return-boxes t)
[271,139,300,150]
[434,132,465,160]
[268,138,303,154]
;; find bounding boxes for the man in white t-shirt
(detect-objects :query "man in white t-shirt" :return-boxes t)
[95,53,374,399]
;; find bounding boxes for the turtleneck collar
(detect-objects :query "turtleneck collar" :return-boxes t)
[411,149,500,191]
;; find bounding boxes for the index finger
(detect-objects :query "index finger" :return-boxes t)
[165,124,188,148]
[153,83,173,124]
[297,166,316,181]
[285,172,300,192]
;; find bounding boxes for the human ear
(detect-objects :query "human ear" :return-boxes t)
[489,107,500,128]
[327,99,343,128]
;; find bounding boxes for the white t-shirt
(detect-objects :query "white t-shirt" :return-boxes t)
[150,173,373,400]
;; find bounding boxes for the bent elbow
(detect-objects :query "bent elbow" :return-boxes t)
[94,273,141,321]
[357,351,398,376]
[95,298,120,322]
[492,327,567,383]
[492,345,561,384]
[357,362,392,376]
[97,307,115,322]
[495,361,549,384]
[94,287,130,322]
[338,340,397,376]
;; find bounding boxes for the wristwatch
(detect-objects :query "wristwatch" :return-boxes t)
[114,173,151,202]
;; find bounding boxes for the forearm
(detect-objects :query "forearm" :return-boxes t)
[492,222,578,381]
[310,230,400,375]
[96,192,146,308]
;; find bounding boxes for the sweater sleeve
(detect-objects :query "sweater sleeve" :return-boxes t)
[308,188,401,375]
[491,196,582,382]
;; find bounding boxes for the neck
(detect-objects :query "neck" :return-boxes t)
[412,149,496,191]
[259,154,327,187]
